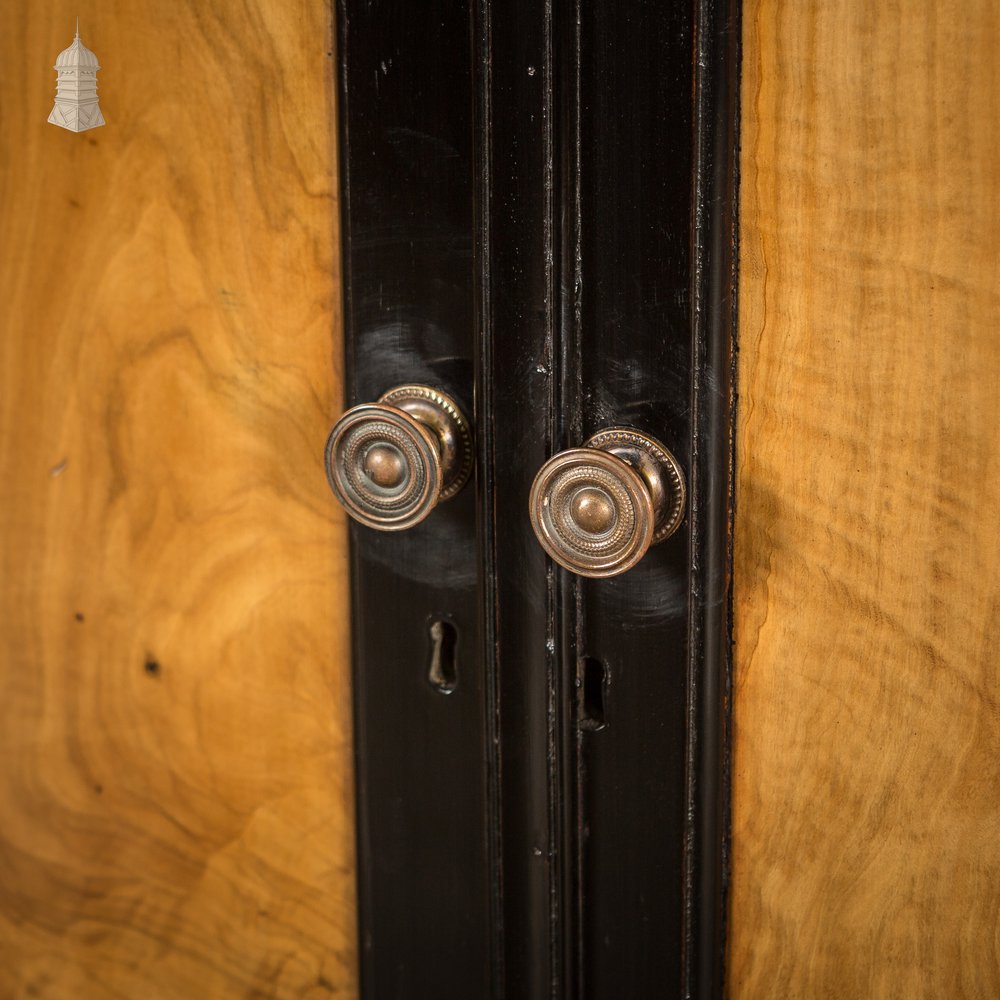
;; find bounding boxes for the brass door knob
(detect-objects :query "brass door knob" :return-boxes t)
[529,428,685,578]
[325,384,473,530]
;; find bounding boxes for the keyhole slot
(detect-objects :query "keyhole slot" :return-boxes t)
[579,656,608,731]
[428,618,458,693]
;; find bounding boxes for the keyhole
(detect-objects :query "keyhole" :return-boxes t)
[579,656,608,731]
[428,618,458,693]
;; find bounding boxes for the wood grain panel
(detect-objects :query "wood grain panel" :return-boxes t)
[0,2,355,997]
[731,1,1000,996]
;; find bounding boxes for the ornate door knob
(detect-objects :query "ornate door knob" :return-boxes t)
[529,428,685,578]
[325,384,473,530]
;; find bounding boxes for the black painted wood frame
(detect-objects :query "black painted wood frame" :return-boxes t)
[336,1,740,996]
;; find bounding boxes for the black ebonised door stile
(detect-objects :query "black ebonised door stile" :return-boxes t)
[336,1,739,996]
[337,5,491,997]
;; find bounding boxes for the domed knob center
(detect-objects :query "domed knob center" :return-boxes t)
[363,444,406,488]
[570,487,616,534]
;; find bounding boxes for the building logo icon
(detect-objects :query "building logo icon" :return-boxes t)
[48,20,105,132]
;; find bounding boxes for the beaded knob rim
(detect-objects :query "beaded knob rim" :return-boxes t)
[529,448,655,578]
[325,404,442,531]
[324,384,473,531]
[584,428,686,544]
[528,427,686,578]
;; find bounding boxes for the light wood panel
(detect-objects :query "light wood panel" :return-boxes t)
[0,2,355,998]
[731,1,1000,996]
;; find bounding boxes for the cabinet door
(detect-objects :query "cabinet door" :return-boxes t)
[0,5,356,998]
[337,2,738,997]
[732,1,1000,996]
